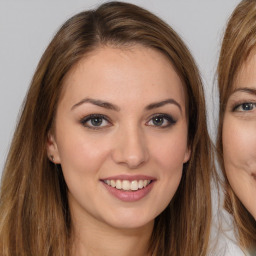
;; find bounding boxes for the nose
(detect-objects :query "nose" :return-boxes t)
[111,126,149,169]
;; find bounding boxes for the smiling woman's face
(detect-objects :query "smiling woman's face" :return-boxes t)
[223,52,256,220]
[47,45,190,231]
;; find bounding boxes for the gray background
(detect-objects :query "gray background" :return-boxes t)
[0,0,240,175]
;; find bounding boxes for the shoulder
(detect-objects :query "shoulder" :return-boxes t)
[225,240,246,256]
[208,209,246,256]
[222,210,247,256]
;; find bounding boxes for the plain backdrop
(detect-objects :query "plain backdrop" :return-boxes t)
[0,0,240,176]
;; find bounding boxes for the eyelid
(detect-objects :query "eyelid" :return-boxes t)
[228,94,256,110]
[80,114,112,129]
[231,101,256,112]
[79,113,177,130]
[146,113,177,128]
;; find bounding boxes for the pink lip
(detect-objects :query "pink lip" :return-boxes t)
[100,175,156,202]
[101,181,155,202]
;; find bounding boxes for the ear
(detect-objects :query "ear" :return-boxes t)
[46,132,61,164]
[183,145,191,164]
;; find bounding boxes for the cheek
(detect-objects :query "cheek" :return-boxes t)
[149,128,188,174]
[56,130,111,176]
[223,118,256,171]
[148,130,187,211]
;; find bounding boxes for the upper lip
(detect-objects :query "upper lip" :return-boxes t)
[100,174,156,181]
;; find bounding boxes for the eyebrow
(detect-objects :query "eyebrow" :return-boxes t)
[71,97,182,112]
[232,87,256,95]
[71,98,120,111]
[145,99,182,112]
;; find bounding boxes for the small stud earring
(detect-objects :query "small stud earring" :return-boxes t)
[50,155,54,162]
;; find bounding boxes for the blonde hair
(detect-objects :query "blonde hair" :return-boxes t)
[0,2,214,255]
[217,0,256,250]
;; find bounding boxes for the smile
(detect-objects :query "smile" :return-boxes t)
[103,179,151,191]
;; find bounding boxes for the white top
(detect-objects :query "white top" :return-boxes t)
[208,209,248,256]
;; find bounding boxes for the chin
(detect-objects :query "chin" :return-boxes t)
[103,211,155,230]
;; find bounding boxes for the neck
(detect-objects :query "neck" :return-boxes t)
[71,210,154,256]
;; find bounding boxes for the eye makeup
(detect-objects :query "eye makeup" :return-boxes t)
[146,113,177,128]
[79,112,177,131]
[80,114,112,130]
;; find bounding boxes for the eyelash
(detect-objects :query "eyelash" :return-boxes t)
[232,102,256,112]
[146,114,177,128]
[80,114,111,130]
[80,113,177,130]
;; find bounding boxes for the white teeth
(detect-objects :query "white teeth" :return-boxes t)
[130,180,138,191]
[116,180,122,189]
[103,179,151,191]
[138,180,144,189]
[110,180,116,188]
[122,180,130,191]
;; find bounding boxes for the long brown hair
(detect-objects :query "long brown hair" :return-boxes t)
[0,2,214,255]
[217,0,256,251]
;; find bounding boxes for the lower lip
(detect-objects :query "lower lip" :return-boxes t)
[101,181,154,202]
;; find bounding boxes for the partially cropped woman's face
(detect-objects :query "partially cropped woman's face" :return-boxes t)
[47,45,190,231]
[223,52,256,219]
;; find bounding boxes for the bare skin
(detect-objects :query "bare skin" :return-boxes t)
[223,52,256,220]
[47,45,189,255]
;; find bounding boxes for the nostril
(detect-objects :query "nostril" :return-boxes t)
[111,149,149,168]
[126,155,146,169]
[111,129,149,168]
